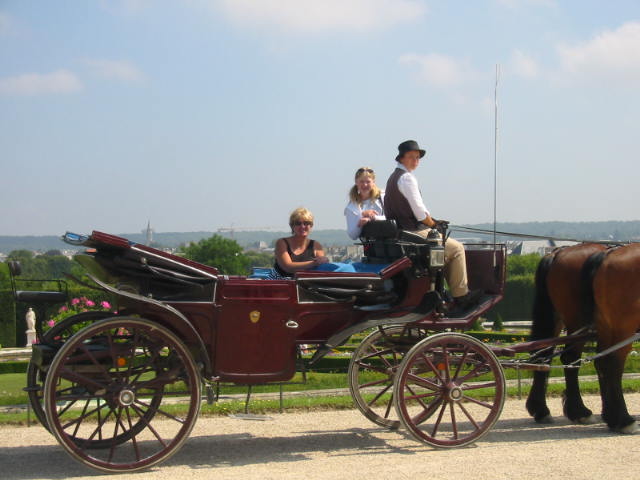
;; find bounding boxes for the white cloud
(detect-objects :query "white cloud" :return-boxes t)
[495,0,556,8]
[399,53,475,88]
[213,0,427,33]
[99,0,152,15]
[509,49,539,78]
[0,12,12,35]
[85,59,145,83]
[0,70,83,96]
[556,21,640,84]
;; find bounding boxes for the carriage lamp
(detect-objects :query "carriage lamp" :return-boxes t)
[429,247,445,268]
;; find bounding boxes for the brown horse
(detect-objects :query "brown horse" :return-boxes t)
[525,243,608,424]
[581,243,640,433]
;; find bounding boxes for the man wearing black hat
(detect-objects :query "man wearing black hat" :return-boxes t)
[384,140,480,310]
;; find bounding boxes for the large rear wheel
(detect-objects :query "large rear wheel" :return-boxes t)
[348,325,426,429]
[26,311,112,431]
[43,317,201,472]
[394,333,505,448]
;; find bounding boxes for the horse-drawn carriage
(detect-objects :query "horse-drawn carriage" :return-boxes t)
[8,223,639,472]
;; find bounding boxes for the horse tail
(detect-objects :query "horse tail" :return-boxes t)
[530,254,556,341]
[580,250,607,327]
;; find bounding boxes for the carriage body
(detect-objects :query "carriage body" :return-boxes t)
[20,228,507,472]
[70,230,506,385]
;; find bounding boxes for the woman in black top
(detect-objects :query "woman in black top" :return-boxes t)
[273,207,329,277]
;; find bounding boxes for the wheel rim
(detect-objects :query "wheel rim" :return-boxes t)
[44,317,201,472]
[394,333,505,448]
[27,311,113,432]
[348,325,426,429]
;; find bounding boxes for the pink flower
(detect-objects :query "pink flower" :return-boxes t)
[47,319,55,327]
[100,301,111,309]
[59,306,68,313]
[71,298,80,306]
[86,300,95,307]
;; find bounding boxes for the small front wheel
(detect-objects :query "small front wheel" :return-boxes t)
[44,317,201,472]
[393,333,505,448]
[348,325,426,429]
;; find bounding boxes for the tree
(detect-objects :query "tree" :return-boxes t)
[183,235,250,275]
[243,250,274,269]
[8,249,34,264]
[507,254,540,277]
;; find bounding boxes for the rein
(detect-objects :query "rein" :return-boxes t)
[449,224,630,246]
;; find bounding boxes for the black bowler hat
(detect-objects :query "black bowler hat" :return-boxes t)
[395,140,426,161]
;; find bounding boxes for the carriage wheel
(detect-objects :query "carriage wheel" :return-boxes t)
[26,311,113,431]
[394,333,505,448]
[348,325,426,429]
[43,317,201,472]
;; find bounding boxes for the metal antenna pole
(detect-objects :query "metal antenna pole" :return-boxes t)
[493,64,500,266]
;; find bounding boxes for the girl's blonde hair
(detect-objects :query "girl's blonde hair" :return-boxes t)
[348,167,382,205]
[289,207,314,232]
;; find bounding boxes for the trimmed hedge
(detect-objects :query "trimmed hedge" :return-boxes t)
[485,274,535,322]
[0,361,27,374]
[0,290,16,348]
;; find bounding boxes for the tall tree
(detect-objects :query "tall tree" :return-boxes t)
[183,235,250,275]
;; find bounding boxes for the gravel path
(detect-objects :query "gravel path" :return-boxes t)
[1,393,639,480]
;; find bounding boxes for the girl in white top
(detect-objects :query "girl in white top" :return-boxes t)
[344,167,386,240]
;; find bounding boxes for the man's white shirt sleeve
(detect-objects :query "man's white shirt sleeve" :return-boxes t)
[397,168,430,222]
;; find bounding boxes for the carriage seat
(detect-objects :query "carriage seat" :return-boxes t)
[14,290,67,303]
[6,260,68,304]
[359,220,439,265]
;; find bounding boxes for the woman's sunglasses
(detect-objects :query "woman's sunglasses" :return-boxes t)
[357,167,374,174]
[293,221,313,227]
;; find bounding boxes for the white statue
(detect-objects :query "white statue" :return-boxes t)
[25,307,37,346]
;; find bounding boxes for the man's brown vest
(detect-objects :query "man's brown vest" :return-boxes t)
[384,167,421,231]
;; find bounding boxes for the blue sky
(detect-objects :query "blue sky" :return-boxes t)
[1,0,639,236]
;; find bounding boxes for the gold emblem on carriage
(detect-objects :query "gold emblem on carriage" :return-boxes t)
[249,310,261,323]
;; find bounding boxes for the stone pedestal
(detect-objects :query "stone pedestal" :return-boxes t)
[25,329,37,346]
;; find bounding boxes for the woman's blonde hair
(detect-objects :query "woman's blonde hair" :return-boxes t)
[289,207,314,232]
[349,167,382,205]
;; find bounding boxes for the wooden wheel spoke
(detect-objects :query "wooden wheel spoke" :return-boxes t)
[411,398,443,425]
[130,403,168,447]
[430,399,448,438]
[135,368,181,390]
[402,390,439,402]
[369,346,394,369]
[461,394,495,410]
[124,330,141,379]
[462,381,497,392]
[407,372,440,391]
[87,404,117,442]
[366,383,392,407]
[359,377,391,389]
[77,344,114,383]
[58,367,108,393]
[70,399,91,437]
[62,399,110,431]
[130,347,164,385]
[458,363,490,384]
[383,391,394,419]
[358,347,396,363]
[56,398,80,418]
[107,407,123,463]
[135,399,185,424]
[125,407,141,462]
[441,346,452,382]
[355,361,389,376]
[457,401,480,430]
[450,401,458,439]
[419,353,446,384]
[451,346,470,381]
